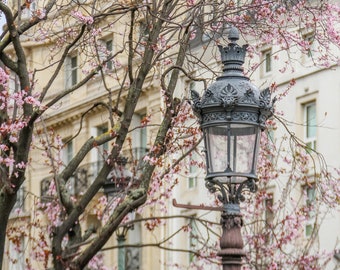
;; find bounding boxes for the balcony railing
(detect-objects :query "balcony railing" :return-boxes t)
[40,148,148,201]
[41,162,100,202]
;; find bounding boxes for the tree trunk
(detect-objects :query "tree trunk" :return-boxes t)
[0,193,16,270]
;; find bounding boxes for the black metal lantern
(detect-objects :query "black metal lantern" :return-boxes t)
[103,157,132,197]
[191,27,275,270]
[191,27,274,204]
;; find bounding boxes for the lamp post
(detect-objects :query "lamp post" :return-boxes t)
[115,212,135,270]
[191,27,274,269]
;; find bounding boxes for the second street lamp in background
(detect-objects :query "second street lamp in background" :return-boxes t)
[103,157,135,270]
[191,27,275,270]
[103,157,132,198]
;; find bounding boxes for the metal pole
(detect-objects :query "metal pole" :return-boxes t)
[117,234,126,270]
[218,204,245,270]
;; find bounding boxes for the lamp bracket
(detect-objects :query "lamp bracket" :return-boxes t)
[172,199,223,212]
[205,178,258,205]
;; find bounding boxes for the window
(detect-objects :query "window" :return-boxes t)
[89,125,110,184]
[187,81,196,99]
[9,71,19,94]
[12,186,25,213]
[8,236,25,270]
[304,102,317,150]
[65,56,78,87]
[188,173,197,189]
[90,125,109,184]
[139,21,149,41]
[136,21,149,52]
[105,39,113,70]
[188,154,199,189]
[304,185,316,237]
[71,56,77,85]
[8,71,19,110]
[96,125,109,165]
[264,194,274,243]
[188,217,198,263]
[303,32,315,58]
[21,1,37,20]
[130,114,148,162]
[62,140,75,194]
[40,177,53,203]
[99,39,113,70]
[265,194,274,226]
[267,126,275,144]
[62,140,73,167]
[260,48,272,77]
[262,49,272,74]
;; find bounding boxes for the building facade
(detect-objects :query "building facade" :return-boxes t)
[2,1,340,270]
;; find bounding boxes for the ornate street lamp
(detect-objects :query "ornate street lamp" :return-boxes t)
[191,27,274,269]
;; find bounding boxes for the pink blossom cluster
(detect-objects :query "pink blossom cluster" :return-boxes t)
[45,200,63,228]
[241,108,340,269]
[71,10,94,25]
[102,196,123,224]
[186,0,195,7]
[0,67,9,86]
[93,195,107,221]
[189,30,196,41]
[34,8,46,20]
[0,89,42,112]
[0,119,27,143]
[0,156,15,168]
[87,253,110,270]
[229,0,340,67]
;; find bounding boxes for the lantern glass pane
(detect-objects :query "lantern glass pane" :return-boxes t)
[205,124,261,178]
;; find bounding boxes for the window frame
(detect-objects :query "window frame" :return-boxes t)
[130,113,148,162]
[62,139,75,194]
[303,101,317,151]
[188,158,198,189]
[105,39,113,70]
[261,48,272,76]
[98,38,114,70]
[65,55,78,88]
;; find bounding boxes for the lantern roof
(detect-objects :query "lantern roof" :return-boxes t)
[191,27,275,129]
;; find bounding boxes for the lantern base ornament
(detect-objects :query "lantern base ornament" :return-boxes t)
[218,204,245,270]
